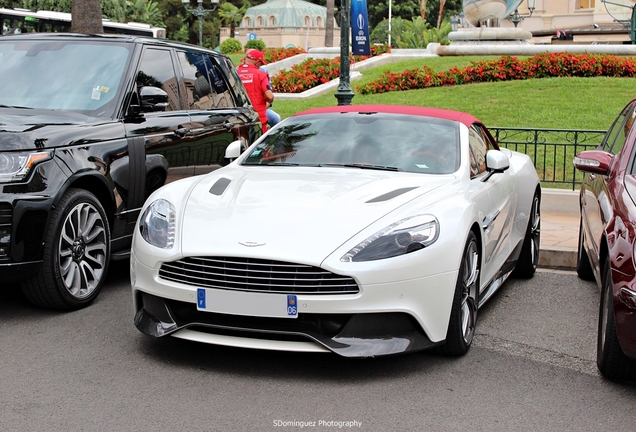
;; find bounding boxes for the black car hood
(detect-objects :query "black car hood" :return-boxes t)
[0,111,124,151]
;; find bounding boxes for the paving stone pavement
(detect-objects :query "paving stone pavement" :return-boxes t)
[540,189,578,270]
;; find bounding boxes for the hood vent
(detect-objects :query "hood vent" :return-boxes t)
[366,187,418,203]
[209,177,231,196]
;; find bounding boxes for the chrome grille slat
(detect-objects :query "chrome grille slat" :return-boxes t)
[0,203,12,225]
[159,257,359,294]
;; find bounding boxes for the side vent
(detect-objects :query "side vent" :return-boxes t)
[209,177,231,196]
[366,187,418,203]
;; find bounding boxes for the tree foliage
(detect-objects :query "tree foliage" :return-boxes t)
[126,0,164,27]
[219,1,248,38]
[0,0,462,47]
[390,16,451,48]
[220,37,243,54]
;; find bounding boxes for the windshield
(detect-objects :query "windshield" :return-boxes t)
[0,40,132,118]
[242,112,460,174]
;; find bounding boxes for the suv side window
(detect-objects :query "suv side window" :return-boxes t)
[177,51,234,109]
[215,55,252,108]
[136,48,180,111]
[469,125,488,177]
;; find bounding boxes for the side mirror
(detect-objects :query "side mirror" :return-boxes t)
[573,150,612,176]
[481,150,509,182]
[129,86,169,115]
[486,150,510,172]
[225,140,243,161]
[140,86,169,112]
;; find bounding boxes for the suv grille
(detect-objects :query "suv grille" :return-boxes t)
[159,257,359,294]
[0,203,11,225]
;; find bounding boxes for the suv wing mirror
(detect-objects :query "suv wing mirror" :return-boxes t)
[129,86,169,115]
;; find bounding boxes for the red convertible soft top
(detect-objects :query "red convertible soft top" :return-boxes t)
[295,104,482,129]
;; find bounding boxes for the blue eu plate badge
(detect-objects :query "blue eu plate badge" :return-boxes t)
[287,295,297,317]
[197,288,206,309]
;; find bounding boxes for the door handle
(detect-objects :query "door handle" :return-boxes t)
[175,127,189,137]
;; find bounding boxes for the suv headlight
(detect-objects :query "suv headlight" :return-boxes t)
[139,199,175,249]
[341,215,440,262]
[0,151,51,183]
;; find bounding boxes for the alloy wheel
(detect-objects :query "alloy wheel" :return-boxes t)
[461,240,479,344]
[58,201,108,298]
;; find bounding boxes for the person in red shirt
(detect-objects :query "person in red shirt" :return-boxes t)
[236,49,274,132]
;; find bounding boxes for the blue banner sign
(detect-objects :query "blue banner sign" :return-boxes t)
[351,0,370,56]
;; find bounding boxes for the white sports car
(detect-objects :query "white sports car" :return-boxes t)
[131,105,541,357]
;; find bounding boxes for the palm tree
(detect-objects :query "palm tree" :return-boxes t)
[126,0,165,27]
[437,0,446,29]
[71,0,103,33]
[218,1,247,39]
[325,0,334,47]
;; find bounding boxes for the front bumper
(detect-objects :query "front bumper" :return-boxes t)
[131,252,459,357]
[0,195,52,283]
[0,260,43,283]
[135,292,440,357]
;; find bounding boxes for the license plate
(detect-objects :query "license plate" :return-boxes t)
[197,288,298,318]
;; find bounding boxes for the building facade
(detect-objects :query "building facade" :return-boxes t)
[219,0,340,50]
[501,0,633,43]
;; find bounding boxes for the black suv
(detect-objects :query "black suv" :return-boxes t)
[0,33,262,310]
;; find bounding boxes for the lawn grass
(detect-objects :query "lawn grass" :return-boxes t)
[275,75,635,130]
[267,57,635,130]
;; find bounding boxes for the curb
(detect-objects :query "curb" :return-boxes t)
[541,188,578,216]
[539,189,578,271]
[539,247,577,271]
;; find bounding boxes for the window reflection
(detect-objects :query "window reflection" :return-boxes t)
[242,113,460,174]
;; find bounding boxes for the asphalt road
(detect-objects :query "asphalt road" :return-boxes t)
[1,262,635,431]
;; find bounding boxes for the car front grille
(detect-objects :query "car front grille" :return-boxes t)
[159,257,360,294]
[0,203,11,225]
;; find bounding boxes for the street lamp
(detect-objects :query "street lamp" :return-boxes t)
[507,0,536,28]
[182,0,220,47]
[334,0,354,106]
[451,15,460,31]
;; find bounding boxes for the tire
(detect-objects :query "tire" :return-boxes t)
[576,217,594,281]
[512,191,540,279]
[439,231,480,356]
[21,188,111,310]
[597,254,636,380]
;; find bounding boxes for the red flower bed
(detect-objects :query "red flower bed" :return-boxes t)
[357,53,636,95]
[272,57,342,93]
[263,47,306,64]
[270,44,391,93]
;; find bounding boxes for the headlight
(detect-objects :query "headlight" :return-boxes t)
[139,199,175,249]
[0,151,51,183]
[341,215,439,262]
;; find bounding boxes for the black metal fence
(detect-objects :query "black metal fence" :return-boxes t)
[489,127,607,190]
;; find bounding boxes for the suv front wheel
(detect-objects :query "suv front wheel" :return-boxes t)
[21,188,111,310]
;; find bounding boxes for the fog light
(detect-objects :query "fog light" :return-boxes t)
[0,228,10,258]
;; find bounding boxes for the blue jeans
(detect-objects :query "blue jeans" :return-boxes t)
[267,109,281,127]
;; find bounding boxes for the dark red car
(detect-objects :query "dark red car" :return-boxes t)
[575,98,636,380]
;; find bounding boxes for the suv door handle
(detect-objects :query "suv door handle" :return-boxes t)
[175,127,190,137]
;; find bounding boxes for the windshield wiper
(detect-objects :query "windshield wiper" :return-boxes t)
[264,162,300,166]
[0,104,33,109]
[320,163,403,172]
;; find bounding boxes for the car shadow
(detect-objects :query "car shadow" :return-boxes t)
[133,326,476,384]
